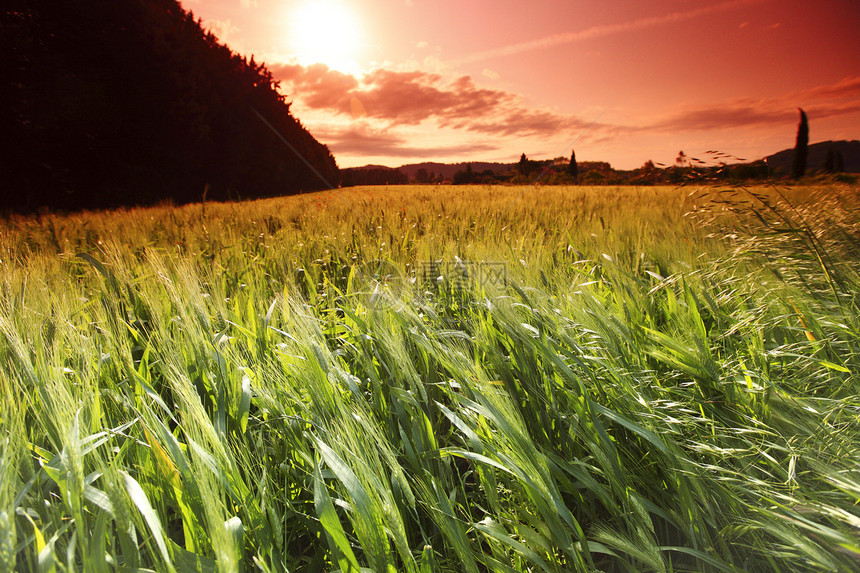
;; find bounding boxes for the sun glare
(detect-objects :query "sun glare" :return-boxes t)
[290,0,363,73]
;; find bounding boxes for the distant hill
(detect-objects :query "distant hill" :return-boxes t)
[764,140,860,176]
[1,0,338,211]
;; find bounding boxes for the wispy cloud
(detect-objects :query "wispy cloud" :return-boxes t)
[650,76,860,131]
[653,100,860,132]
[798,75,860,101]
[461,109,598,138]
[315,124,499,158]
[454,0,768,64]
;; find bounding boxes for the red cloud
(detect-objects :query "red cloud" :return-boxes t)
[270,63,358,111]
[357,71,515,125]
[271,63,585,138]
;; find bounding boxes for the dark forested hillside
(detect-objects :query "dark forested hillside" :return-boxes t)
[764,140,860,176]
[1,0,338,211]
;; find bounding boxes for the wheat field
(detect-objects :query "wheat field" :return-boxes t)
[1,184,858,572]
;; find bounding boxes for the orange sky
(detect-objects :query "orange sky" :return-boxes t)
[187,0,859,169]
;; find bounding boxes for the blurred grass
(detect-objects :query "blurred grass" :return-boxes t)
[1,184,858,572]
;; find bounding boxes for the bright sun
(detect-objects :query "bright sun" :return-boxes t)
[290,0,363,73]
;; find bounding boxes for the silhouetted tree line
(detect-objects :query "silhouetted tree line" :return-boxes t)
[413,168,435,184]
[435,147,854,188]
[450,164,510,184]
[1,0,338,212]
[340,166,408,186]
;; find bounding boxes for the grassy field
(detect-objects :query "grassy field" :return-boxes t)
[1,184,859,572]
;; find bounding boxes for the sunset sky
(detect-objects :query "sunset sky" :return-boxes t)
[187,0,859,169]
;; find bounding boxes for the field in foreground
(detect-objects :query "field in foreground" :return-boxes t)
[1,184,859,572]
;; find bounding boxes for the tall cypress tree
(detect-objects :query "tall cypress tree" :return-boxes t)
[568,149,578,180]
[791,108,809,180]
